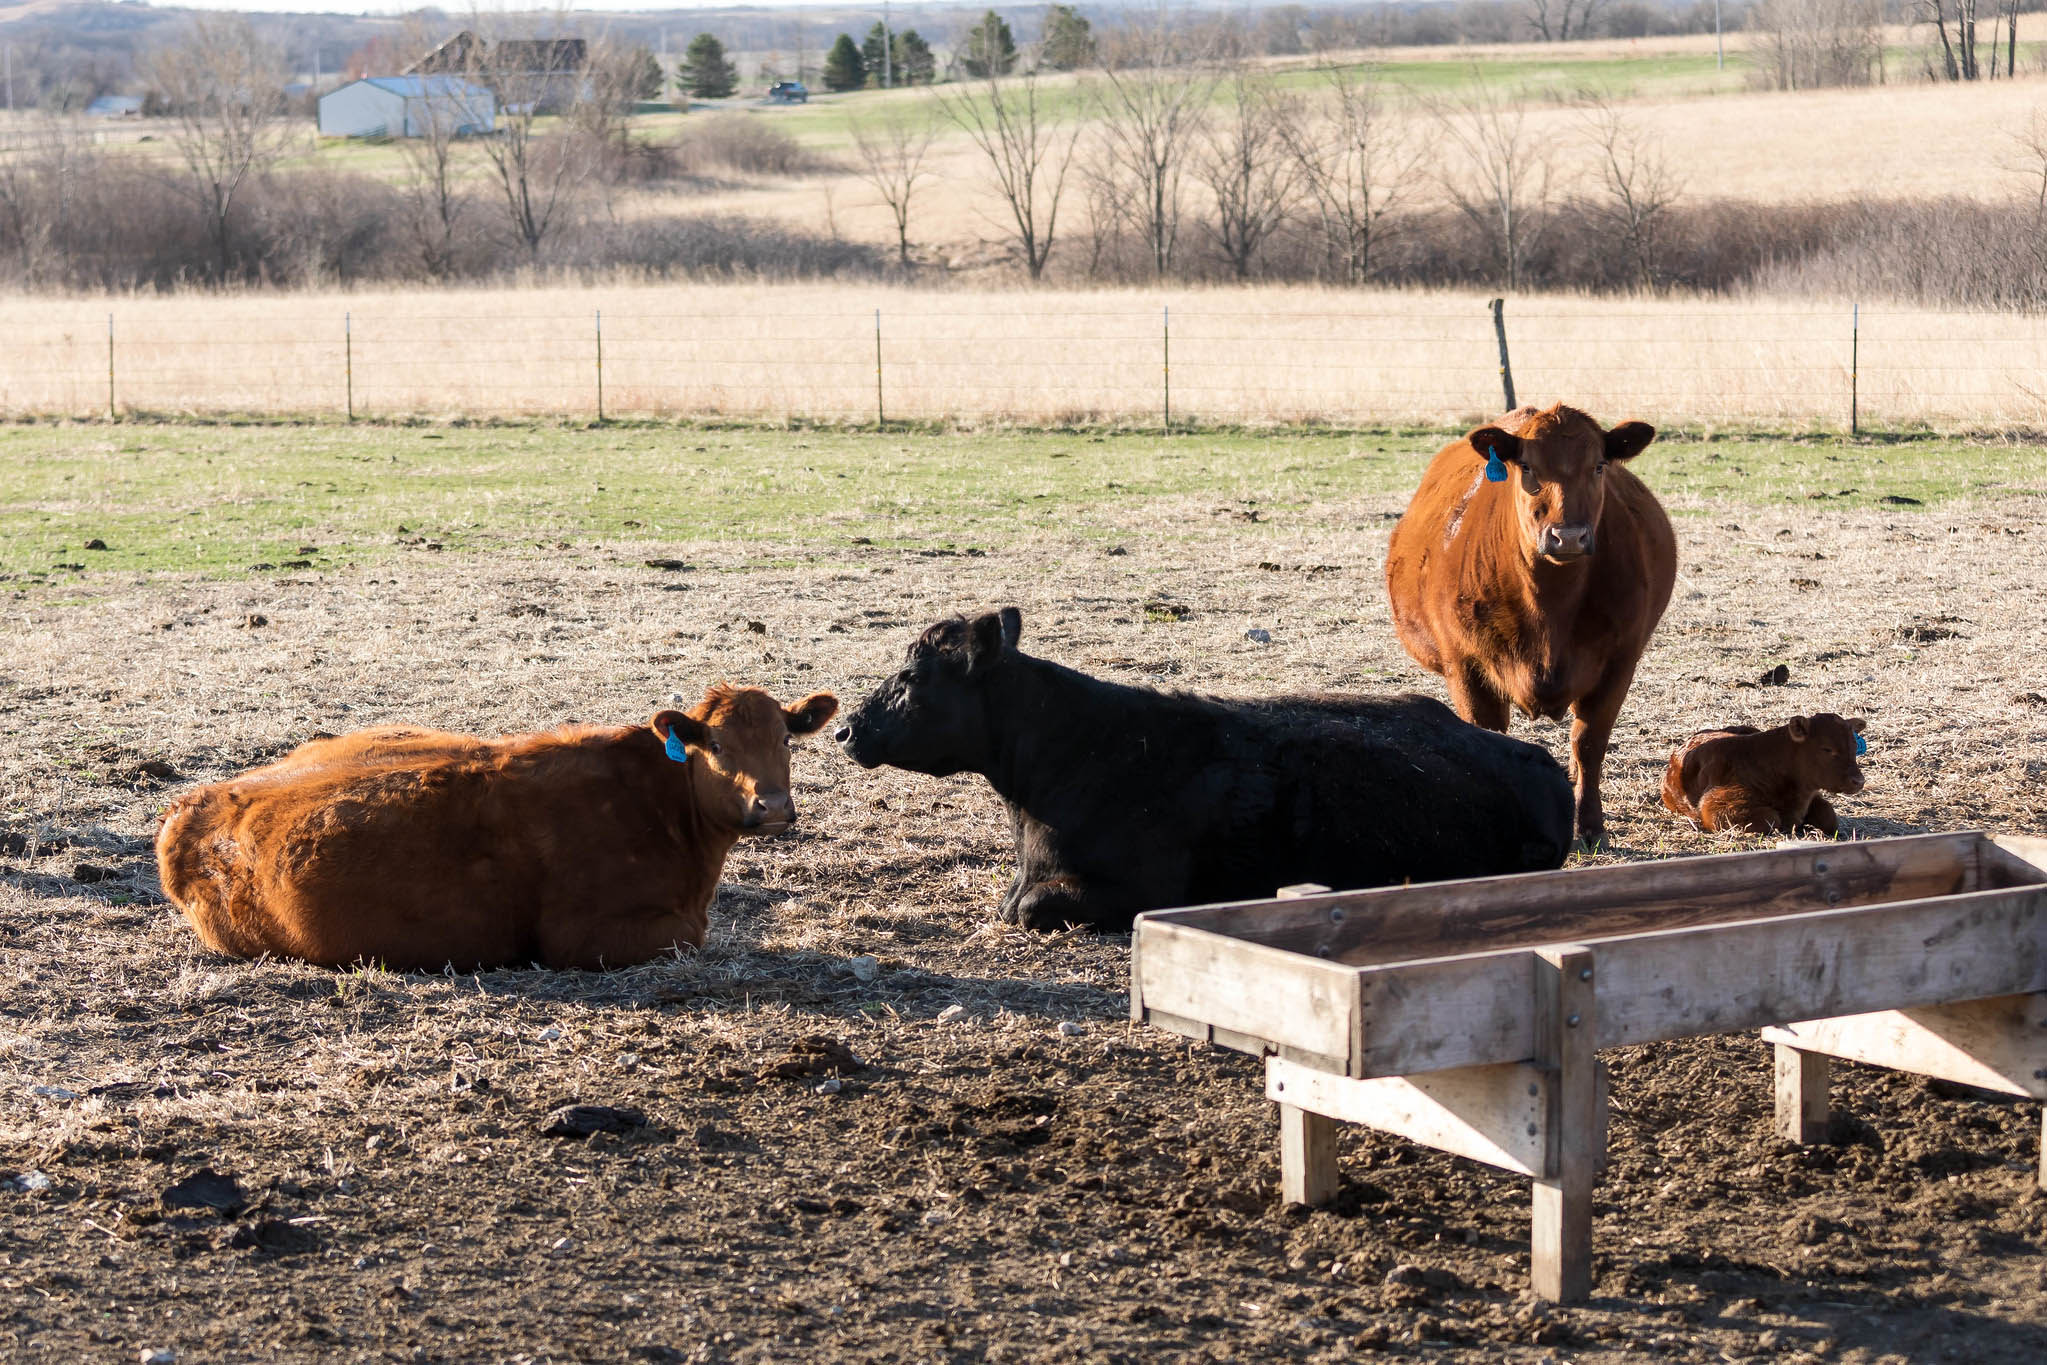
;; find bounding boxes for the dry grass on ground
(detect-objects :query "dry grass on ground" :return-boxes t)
[1,426,2045,1361]
[6,283,2047,429]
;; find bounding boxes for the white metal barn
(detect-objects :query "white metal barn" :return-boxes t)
[316,77,496,139]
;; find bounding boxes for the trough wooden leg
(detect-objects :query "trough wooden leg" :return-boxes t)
[1532,947,1600,1304]
[1773,1043,1831,1144]
[1279,1103,1339,1206]
[2039,1108,2046,1192]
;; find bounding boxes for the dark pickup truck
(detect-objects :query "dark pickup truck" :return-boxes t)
[767,81,809,104]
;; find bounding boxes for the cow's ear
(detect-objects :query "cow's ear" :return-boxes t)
[1846,716,1866,733]
[998,606,1022,649]
[1469,426,1522,465]
[1605,421,1657,462]
[783,692,839,736]
[652,710,708,748]
[1786,715,1810,742]
[966,610,1011,673]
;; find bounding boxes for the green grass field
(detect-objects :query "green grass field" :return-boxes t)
[2,423,2037,589]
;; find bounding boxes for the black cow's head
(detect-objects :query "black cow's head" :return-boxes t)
[1466,403,1656,564]
[835,608,1021,777]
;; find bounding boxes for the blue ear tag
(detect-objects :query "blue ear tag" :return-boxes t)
[664,728,690,764]
[1854,733,1867,756]
[1484,447,1508,483]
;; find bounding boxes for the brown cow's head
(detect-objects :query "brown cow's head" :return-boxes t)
[1465,404,1656,565]
[1783,713,1867,796]
[651,686,839,834]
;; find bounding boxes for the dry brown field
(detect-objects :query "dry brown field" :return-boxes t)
[6,283,2047,429]
[1,421,2045,1361]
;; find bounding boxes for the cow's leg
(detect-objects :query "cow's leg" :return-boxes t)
[1008,876,1143,934]
[1697,787,1783,837]
[1797,796,1841,838]
[1446,661,1511,733]
[1567,668,1636,847]
[539,907,707,971]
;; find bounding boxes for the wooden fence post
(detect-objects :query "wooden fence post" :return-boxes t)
[1490,297,1516,412]
[345,312,353,422]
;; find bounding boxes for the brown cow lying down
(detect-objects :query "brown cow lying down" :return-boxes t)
[1661,713,1867,837]
[155,685,838,971]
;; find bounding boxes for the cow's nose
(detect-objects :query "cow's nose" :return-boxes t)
[832,725,852,744]
[1541,524,1595,558]
[750,793,796,827]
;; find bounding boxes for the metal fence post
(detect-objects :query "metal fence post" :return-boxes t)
[1850,301,1859,436]
[1162,305,1171,431]
[874,308,884,427]
[595,309,604,422]
[1490,297,1516,412]
[105,312,114,421]
[345,312,353,422]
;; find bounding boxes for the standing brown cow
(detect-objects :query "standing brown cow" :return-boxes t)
[1386,403,1676,844]
[155,684,837,971]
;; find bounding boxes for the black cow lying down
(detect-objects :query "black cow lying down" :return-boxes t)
[835,608,1575,932]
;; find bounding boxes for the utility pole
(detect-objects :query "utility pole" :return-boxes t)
[883,0,893,88]
[4,43,13,113]
[1713,0,1723,69]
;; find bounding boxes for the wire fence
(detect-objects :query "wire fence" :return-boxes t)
[3,299,2045,430]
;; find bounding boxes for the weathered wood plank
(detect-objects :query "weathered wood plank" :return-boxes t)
[1143,832,1982,967]
[1279,1104,1339,1206]
[1592,885,2047,1050]
[1131,919,1357,1066]
[1531,947,1599,1305]
[1354,951,1536,1078]
[1266,1056,1550,1176]
[1773,1044,1831,1143]
[1990,835,2047,884]
[1762,994,2047,1100]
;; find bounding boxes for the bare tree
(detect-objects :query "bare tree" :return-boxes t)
[1528,0,1610,41]
[1194,65,1297,280]
[1751,0,1880,88]
[1087,22,1216,277]
[1429,73,1552,290]
[939,66,1080,281]
[141,14,291,279]
[454,10,598,258]
[0,119,90,287]
[2008,107,2047,215]
[1281,63,1423,285]
[1579,96,1682,291]
[849,106,939,267]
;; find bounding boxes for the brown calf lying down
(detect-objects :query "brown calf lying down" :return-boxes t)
[1661,713,1867,836]
[156,685,837,970]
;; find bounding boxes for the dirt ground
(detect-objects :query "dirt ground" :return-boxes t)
[3,470,2046,1363]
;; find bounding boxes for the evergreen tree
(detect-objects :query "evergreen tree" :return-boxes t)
[625,44,666,101]
[823,33,867,92]
[679,33,738,99]
[962,10,1018,77]
[861,21,892,85]
[894,29,937,85]
[1039,5,1095,70]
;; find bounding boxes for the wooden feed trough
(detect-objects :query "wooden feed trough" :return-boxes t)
[1129,831,2047,1303]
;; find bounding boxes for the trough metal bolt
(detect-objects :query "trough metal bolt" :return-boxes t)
[1527,1123,1538,1136]
[1527,1083,1539,1097]
[1566,1013,1582,1028]
[1815,861,1830,874]
[1578,967,1593,981]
